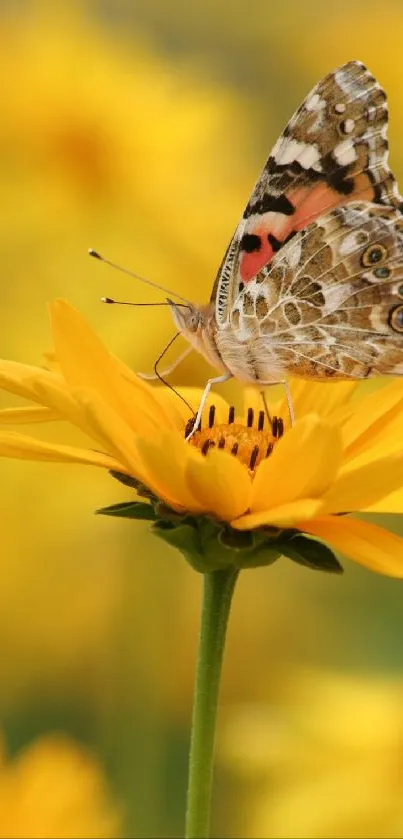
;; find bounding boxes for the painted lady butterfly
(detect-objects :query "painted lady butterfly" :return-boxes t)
[169,61,403,427]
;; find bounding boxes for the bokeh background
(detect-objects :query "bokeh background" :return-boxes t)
[1,0,403,835]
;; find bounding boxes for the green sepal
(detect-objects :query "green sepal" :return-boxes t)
[280,532,343,574]
[151,520,206,570]
[96,501,156,521]
[152,514,281,572]
[98,488,343,575]
[108,470,156,501]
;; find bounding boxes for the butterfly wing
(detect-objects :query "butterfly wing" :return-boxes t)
[227,202,403,381]
[213,60,403,328]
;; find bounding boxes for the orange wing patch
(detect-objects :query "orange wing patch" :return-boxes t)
[239,180,377,283]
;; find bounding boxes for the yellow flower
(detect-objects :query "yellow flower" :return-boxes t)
[219,668,403,839]
[1,299,403,576]
[0,733,120,838]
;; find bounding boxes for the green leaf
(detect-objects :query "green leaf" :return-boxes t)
[96,501,156,520]
[281,534,343,574]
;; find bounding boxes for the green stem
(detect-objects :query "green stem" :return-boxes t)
[185,567,239,839]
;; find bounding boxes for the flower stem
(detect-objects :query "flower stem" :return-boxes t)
[185,567,239,839]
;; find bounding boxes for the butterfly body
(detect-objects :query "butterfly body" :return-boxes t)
[171,61,403,388]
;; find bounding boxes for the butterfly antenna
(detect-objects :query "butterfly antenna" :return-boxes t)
[89,249,192,307]
[101,297,186,308]
[153,332,194,414]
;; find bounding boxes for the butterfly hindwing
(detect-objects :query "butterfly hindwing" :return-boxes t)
[213,61,403,328]
[229,201,403,380]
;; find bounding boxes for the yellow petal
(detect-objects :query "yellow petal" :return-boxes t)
[50,299,125,404]
[130,383,232,434]
[366,488,403,514]
[185,448,251,521]
[251,415,342,512]
[339,380,403,460]
[0,362,96,438]
[0,406,59,423]
[0,431,123,470]
[50,300,173,436]
[114,355,183,432]
[232,498,324,529]
[277,380,357,425]
[321,455,403,514]
[71,387,149,483]
[135,434,204,511]
[0,360,63,404]
[42,349,60,373]
[32,378,101,441]
[300,516,403,578]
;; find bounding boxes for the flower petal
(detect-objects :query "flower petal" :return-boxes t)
[185,448,251,521]
[114,355,183,432]
[0,431,123,470]
[135,433,205,511]
[71,387,149,483]
[0,406,59,423]
[277,380,357,425]
[321,455,403,514]
[251,415,342,512]
[50,300,174,436]
[0,361,63,404]
[299,516,403,577]
[364,488,403,514]
[232,498,324,529]
[338,380,403,460]
[0,362,96,438]
[32,378,101,440]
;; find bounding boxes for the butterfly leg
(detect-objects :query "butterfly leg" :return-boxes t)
[283,380,295,426]
[185,372,233,441]
[260,390,273,430]
[259,380,295,427]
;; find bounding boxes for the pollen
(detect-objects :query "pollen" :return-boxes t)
[185,406,284,472]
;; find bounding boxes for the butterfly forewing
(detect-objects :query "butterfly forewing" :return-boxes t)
[213,60,403,331]
[172,61,403,392]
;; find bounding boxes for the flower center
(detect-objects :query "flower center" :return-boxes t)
[185,406,284,472]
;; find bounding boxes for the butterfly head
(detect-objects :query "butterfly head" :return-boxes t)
[168,299,202,334]
[168,298,225,370]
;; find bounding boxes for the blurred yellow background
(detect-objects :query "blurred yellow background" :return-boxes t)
[1,0,403,835]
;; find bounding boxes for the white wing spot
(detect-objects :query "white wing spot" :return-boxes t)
[275,138,321,169]
[334,102,346,114]
[342,118,355,134]
[333,139,357,166]
[285,237,302,270]
[275,138,303,165]
[271,136,282,158]
[305,93,322,112]
[297,143,322,170]
[338,230,369,256]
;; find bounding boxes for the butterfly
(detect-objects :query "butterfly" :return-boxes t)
[168,60,403,430]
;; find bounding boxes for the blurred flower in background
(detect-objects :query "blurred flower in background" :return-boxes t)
[219,668,403,838]
[0,733,120,838]
[1,0,403,836]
